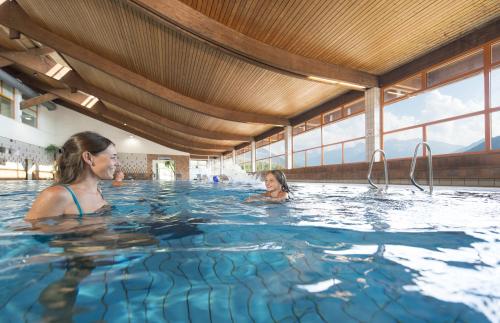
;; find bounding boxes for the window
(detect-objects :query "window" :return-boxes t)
[21,107,38,127]
[490,111,500,150]
[384,73,484,132]
[256,159,270,172]
[306,148,321,167]
[384,74,423,102]
[323,113,365,145]
[0,96,13,119]
[344,139,366,163]
[426,115,484,155]
[293,127,321,151]
[271,155,286,170]
[1,82,14,99]
[323,144,342,165]
[493,41,500,64]
[492,66,500,109]
[236,145,251,171]
[305,115,321,130]
[384,128,423,159]
[427,50,483,87]
[293,151,305,168]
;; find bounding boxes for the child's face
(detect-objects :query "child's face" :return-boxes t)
[265,173,281,192]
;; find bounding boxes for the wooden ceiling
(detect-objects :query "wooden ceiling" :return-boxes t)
[0,0,499,155]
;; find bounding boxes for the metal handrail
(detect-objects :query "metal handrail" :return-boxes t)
[367,149,388,190]
[409,142,433,194]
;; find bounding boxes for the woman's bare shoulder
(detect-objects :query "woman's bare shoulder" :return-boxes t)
[25,185,72,220]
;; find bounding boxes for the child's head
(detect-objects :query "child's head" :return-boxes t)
[265,170,290,193]
[114,170,125,181]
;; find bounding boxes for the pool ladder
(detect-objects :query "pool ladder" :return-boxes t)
[409,142,433,194]
[367,149,388,191]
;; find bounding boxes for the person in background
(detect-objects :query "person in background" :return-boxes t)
[112,170,125,187]
[26,131,119,220]
[245,170,290,203]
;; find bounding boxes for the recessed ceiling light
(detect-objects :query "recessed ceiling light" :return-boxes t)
[123,123,127,126]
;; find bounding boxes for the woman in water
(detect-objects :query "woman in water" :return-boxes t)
[245,170,290,202]
[26,131,119,220]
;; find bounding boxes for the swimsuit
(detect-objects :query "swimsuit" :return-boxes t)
[61,185,84,217]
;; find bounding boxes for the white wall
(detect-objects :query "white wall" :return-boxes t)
[52,106,188,155]
[0,91,188,155]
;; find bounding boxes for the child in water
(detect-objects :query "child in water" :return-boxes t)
[245,170,290,203]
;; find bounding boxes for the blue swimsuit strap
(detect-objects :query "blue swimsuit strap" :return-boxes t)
[61,185,84,217]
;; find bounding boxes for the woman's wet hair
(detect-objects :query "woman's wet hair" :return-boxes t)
[55,132,114,184]
[268,170,290,193]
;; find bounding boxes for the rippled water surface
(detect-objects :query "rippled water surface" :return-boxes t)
[0,180,499,322]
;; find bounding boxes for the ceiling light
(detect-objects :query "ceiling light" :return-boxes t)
[307,76,366,90]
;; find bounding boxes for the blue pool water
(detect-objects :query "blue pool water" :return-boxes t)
[0,180,499,322]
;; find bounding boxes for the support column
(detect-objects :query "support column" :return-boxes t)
[285,125,293,169]
[232,149,236,165]
[365,87,381,162]
[251,140,256,172]
[220,154,224,174]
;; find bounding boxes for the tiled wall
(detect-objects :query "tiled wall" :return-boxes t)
[282,151,500,187]
[0,136,53,166]
[117,152,148,179]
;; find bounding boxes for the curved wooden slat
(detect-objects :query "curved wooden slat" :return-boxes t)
[127,0,378,89]
[0,1,289,125]
[0,47,253,142]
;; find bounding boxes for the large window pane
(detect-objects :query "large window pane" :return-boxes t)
[492,67,500,109]
[323,113,365,145]
[256,159,270,172]
[324,144,342,165]
[492,111,500,150]
[2,83,14,99]
[293,151,305,168]
[426,115,485,155]
[491,42,500,64]
[384,128,423,159]
[0,97,13,119]
[427,50,483,87]
[384,73,484,132]
[22,108,37,127]
[344,139,366,163]
[293,127,321,151]
[306,148,321,167]
[270,140,285,156]
[271,155,286,170]
[256,145,270,160]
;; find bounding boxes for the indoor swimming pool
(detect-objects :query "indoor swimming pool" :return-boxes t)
[0,180,498,322]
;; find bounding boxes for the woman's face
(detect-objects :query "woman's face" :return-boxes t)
[90,145,119,180]
[265,173,281,192]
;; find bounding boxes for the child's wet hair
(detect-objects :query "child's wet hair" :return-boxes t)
[267,170,290,193]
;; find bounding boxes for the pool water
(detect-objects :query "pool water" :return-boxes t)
[0,180,499,322]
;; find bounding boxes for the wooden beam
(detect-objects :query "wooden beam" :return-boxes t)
[0,57,11,68]
[20,93,58,110]
[61,72,253,142]
[0,1,289,125]
[290,90,364,126]
[380,17,500,87]
[51,98,220,156]
[127,0,378,89]
[0,48,252,142]
[8,28,20,39]
[22,78,230,151]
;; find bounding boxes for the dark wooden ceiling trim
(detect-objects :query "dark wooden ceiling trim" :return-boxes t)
[18,74,230,152]
[61,72,253,142]
[235,142,251,151]
[0,56,12,68]
[128,0,378,89]
[290,91,364,126]
[380,17,500,87]
[54,98,220,156]
[254,127,285,142]
[0,1,289,125]
[0,48,252,142]
[20,93,58,109]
